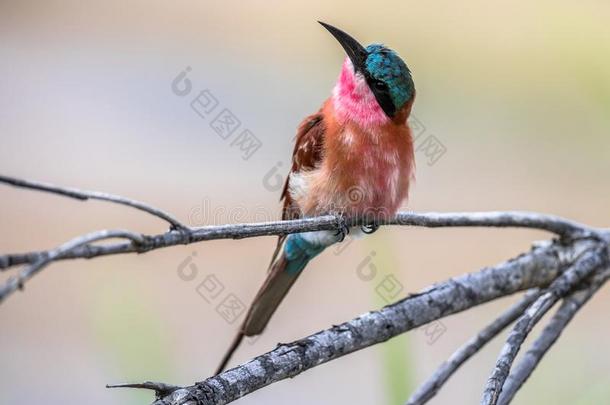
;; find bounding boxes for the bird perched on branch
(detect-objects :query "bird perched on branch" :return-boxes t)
[216,21,416,373]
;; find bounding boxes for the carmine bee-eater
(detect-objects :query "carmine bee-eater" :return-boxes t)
[216,21,416,373]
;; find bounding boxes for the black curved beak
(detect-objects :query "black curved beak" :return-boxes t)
[319,21,367,73]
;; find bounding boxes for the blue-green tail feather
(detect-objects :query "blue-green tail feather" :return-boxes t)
[217,232,337,373]
[284,233,328,275]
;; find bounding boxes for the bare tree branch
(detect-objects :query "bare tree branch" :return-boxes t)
[105,238,603,405]
[2,175,608,404]
[0,215,343,271]
[406,289,541,405]
[0,210,598,272]
[0,229,144,303]
[0,207,601,305]
[1,174,594,238]
[0,174,188,230]
[390,211,595,238]
[480,245,608,405]
[497,266,610,405]
[0,176,599,272]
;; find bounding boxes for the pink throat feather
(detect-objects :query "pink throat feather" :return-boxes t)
[331,58,389,128]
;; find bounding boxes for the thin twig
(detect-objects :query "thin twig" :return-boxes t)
[480,246,608,405]
[111,239,597,405]
[107,381,181,399]
[0,216,344,270]
[0,211,596,271]
[406,289,541,405]
[1,174,591,237]
[0,229,144,304]
[497,267,610,405]
[392,211,594,239]
[0,174,188,230]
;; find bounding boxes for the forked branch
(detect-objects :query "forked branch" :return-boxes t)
[111,239,607,405]
[1,174,608,405]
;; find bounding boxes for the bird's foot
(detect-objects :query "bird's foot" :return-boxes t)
[361,223,379,234]
[334,215,350,242]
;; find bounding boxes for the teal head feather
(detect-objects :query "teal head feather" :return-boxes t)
[364,44,414,116]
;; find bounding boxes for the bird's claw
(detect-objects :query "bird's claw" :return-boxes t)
[334,216,350,242]
[361,223,379,234]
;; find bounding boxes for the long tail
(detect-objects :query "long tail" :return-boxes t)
[215,233,328,374]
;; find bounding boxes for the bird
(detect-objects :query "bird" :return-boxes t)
[215,21,416,374]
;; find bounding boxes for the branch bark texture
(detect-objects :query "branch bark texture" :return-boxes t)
[406,289,541,405]
[2,175,608,405]
[147,239,603,405]
[480,246,608,404]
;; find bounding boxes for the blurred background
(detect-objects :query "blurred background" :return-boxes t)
[1,1,609,404]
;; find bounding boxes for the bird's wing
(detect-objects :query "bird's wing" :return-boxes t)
[215,110,326,374]
[268,111,326,266]
[244,110,326,329]
[280,111,326,220]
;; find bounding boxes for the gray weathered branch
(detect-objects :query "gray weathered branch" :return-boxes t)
[0,175,599,272]
[497,266,610,405]
[0,174,188,230]
[0,211,596,272]
[107,238,606,405]
[480,245,608,404]
[0,229,145,304]
[2,174,608,404]
[406,289,542,405]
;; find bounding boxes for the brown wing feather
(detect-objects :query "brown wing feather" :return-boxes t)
[269,111,326,266]
[215,109,327,374]
[281,111,326,220]
[243,111,326,334]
